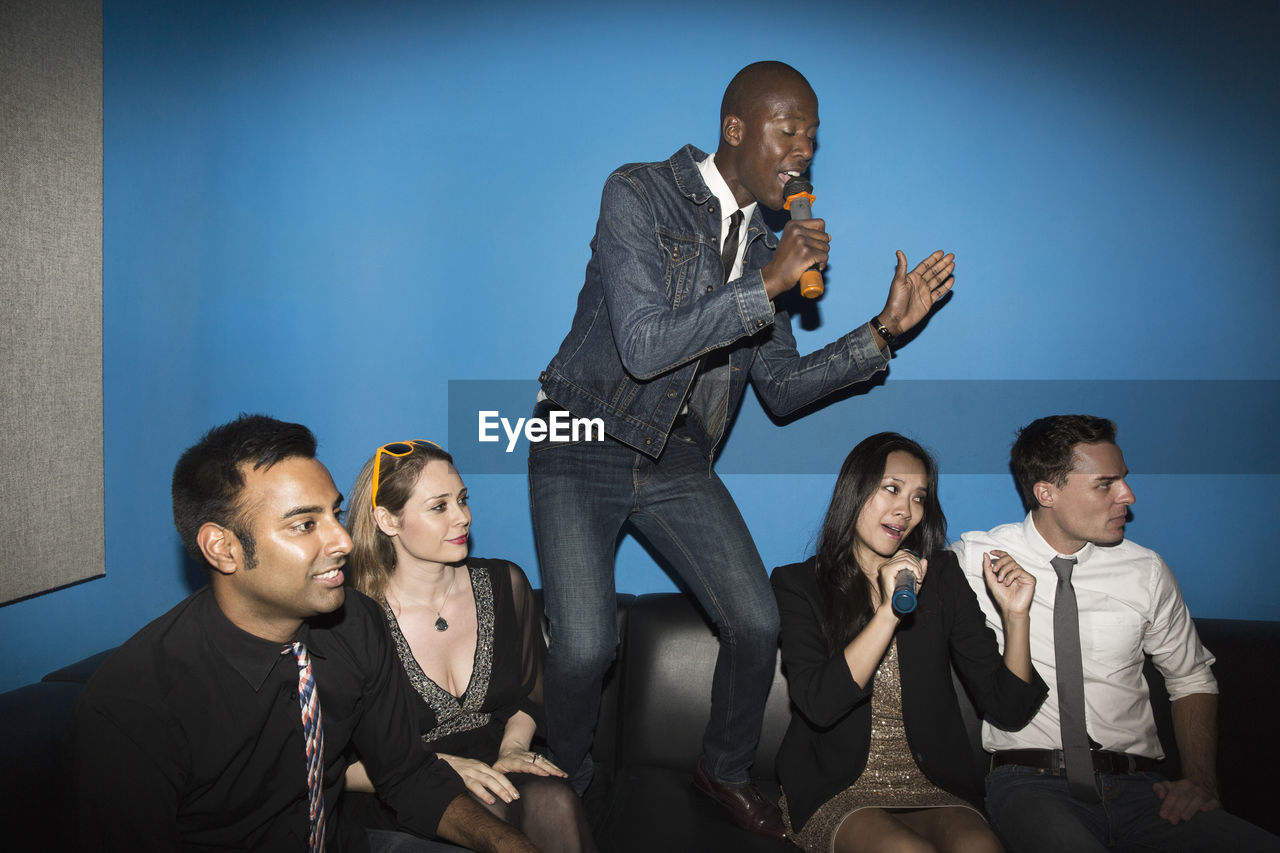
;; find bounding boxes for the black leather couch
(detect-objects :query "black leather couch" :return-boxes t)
[591,594,1279,851]
[4,594,1276,852]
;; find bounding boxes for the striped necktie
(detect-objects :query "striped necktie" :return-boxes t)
[291,641,327,852]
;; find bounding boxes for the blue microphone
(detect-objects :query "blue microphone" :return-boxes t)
[891,549,919,615]
[891,571,917,614]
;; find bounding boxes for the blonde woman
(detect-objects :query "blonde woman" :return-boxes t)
[342,440,595,853]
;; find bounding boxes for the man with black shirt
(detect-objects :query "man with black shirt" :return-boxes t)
[69,415,535,852]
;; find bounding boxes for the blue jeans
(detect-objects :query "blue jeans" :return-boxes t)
[528,413,779,792]
[986,764,1280,852]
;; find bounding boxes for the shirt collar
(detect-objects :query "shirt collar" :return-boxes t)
[697,153,758,228]
[199,589,318,691]
[1024,511,1097,567]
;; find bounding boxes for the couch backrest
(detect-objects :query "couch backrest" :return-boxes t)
[615,592,817,780]
[610,592,1006,784]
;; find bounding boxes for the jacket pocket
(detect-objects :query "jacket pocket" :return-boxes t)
[658,232,700,307]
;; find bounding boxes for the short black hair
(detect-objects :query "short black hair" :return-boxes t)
[171,414,317,566]
[1010,414,1118,511]
[720,60,813,123]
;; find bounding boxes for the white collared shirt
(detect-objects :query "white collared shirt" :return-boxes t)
[950,513,1217,759]
[696,154,755,282]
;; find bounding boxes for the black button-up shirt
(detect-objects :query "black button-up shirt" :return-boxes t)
[69,587,465,851]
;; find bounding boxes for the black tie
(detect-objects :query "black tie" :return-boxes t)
[686,209,743,432]
[721,209,743,284]
[1052,556,1100,803]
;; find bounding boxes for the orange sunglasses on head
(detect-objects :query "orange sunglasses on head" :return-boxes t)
[371,439,441,509]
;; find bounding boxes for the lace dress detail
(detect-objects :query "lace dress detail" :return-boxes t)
[380,564,497,743]
[782,638,978,852]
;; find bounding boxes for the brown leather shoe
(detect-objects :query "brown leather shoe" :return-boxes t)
[692,756,787,840]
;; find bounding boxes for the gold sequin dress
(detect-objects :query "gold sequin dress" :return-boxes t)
[781,638,980,852]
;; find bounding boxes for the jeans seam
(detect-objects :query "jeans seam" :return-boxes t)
[636,506,740,782]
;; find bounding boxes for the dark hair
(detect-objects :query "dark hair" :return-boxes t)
[815,433,947,652]
[1010,415,1117,511]
[171,414,317,567]
[346,441,457,600]
[721,60,813,123]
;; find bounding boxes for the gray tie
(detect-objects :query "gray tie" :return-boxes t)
[1052,555,1100,803]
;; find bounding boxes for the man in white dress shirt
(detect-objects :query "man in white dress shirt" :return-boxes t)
[950,414,1277,852]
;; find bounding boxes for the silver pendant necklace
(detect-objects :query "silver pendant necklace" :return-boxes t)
[433,568,459,632]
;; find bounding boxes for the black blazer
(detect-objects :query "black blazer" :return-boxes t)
[772,550,1048,832]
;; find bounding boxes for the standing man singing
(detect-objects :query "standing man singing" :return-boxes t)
[950,414,1278,852]
[529,61,955,839]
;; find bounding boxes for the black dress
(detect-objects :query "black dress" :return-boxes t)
[384,559,546,761]
[343,558,549,830]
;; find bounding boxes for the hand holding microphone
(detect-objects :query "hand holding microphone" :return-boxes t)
[892,569,917,615]
[761,178,830,300]
[883,549,926,616]
[783,177,824,299]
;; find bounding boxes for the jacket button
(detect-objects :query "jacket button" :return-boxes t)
[644,438,653,445]
[672,247,679,257]
[705,285,714,293]
[756,319,765,328]
[667,391,676,398]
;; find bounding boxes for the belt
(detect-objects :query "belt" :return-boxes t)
[991,748,1158,775]
[542,395,692,432]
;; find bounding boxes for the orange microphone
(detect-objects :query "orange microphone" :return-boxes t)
[783,176,824,299]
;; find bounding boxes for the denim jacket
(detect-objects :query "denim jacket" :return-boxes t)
[539,144,890,460]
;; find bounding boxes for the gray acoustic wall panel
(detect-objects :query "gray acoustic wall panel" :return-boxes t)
[0,0,104,603]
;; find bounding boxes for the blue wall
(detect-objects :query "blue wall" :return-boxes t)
[2,0,1277,691]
